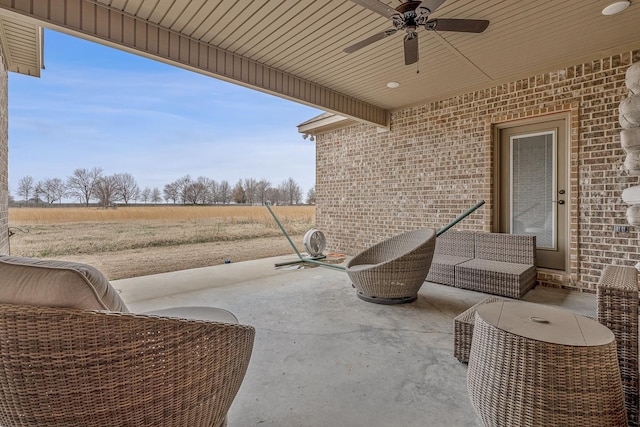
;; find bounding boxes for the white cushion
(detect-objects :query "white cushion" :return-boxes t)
[623,185,640,205]
[0,255,128,312]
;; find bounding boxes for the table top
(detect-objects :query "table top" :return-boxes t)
[476,301,614,346]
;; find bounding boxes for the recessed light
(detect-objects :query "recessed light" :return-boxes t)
[387,81,400,89]
[602,1,630,15]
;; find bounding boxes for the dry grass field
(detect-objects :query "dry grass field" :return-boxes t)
[8,205,315,280]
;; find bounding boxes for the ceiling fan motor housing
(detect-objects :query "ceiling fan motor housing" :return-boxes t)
[392,1,421,29]
[344,0,490,66]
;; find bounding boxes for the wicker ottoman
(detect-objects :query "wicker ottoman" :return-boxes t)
[453,296,505,362]
[468,301,626,427]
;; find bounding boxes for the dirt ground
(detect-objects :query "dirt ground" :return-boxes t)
[44,235,306,281]
[8,206,317,280]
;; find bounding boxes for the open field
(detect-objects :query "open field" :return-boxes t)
[8,206,315,280]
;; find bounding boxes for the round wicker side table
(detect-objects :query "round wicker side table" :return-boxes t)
[467,301,627,427]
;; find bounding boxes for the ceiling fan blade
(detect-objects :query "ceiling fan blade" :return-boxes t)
[404,34,418,65]
[416,0,447,18]
[349,0,399,19]
[344,29,397,53]
[424,18,490,33]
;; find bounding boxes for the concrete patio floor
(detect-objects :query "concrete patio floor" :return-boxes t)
[113,255,597,427]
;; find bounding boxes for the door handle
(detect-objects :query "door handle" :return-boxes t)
[552,200,565,205]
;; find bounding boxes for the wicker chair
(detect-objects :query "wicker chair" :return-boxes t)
[0,255,255,427]
[346,228,436,304]
[0,304,254,427]
[598,265,639,427]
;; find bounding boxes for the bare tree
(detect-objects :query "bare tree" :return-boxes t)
[195,176,212,204]
[95,175,118,208]
[151,187,162,203]
[184,177,209,204]
[267,186,283,205]
[218,180,231,204]
[255,179,271,205]
[183,183,197,204]
[207,180,219,204]
[140,187,152,203]
[163,182,179,203]
[36,178,66,204]
[232,179,246,204]
[175,175,192,204]
[244,178,257,205]
[113,173,140,205]
[33,186,43,204]
[306,185,316,205]
[16,175,34,202]
[280,177,302,205]
[66,167,103,206]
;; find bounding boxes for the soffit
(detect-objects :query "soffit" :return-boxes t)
[0,0,639,125]
[93,0,640,108]
[0,15,42,77]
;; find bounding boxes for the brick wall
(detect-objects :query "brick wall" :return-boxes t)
[0,46,7,256]
[316,50,640,292]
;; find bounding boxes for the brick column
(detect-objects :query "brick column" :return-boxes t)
[0,45,7,255]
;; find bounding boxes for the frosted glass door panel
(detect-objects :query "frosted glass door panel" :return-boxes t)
[510,132,556,249]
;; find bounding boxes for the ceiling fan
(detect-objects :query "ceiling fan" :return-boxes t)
[344,0,489,65]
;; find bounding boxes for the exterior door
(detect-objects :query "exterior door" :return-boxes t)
[497,119,568,270]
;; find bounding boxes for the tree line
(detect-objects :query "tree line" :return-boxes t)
[14,167,316,207]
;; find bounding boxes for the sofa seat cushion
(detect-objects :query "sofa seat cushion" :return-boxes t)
[427,255,474,286]
[431,254,473,267]
[0,255,128,312]
[457,258,532,275]
[454,258,537,299]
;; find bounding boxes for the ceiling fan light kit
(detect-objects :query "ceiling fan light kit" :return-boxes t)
[345,0,490,65]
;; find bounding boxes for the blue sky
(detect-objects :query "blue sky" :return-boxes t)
[8,30,321,199]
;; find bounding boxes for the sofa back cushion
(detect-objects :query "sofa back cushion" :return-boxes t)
[433,230,475,258]
[0,255,128,312]
[474,233,536,265]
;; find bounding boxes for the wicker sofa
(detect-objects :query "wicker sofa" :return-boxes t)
[426,230,476,286]
[426,231,537,299]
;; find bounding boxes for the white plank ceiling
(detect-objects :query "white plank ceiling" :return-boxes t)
[0,0,639,126]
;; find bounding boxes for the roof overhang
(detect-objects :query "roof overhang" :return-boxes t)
[0,12,43,77]
[297,112,360,137]
[0,1,389,128]
[0,1,638,128]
